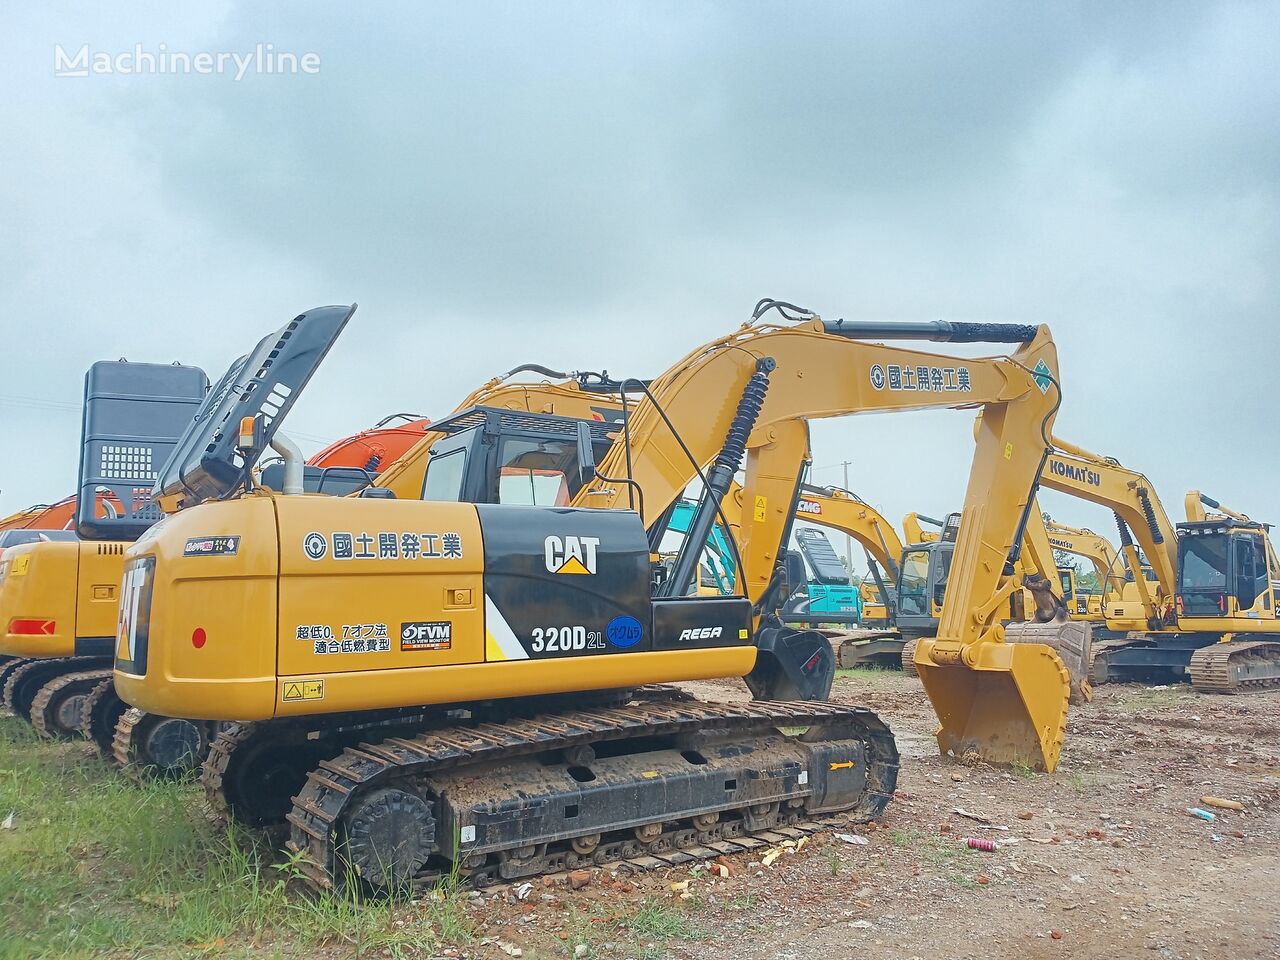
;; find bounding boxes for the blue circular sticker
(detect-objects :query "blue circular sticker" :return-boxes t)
[605,615,644,649]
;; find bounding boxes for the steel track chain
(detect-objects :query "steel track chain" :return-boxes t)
[78,679,126,760]
[29,668,111,738]
[2,657,76,716]
[1189,640,1280,693]
[285,698,897,893]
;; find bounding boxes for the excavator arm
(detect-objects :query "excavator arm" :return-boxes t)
[796,485,906,580]
[1044,520,1126,600]
[571,315,1070,769]
[1041,438,1180,630]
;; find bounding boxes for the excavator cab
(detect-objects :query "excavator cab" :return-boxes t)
[1175,520,1278,623]
[419,407,618,508]
[896,541,951,638]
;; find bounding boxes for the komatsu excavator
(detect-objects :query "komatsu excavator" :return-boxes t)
[114,302,1073,893]
[1043,520,1134,623]
[1039,444,1280,691]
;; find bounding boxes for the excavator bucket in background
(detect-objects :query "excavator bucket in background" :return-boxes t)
[1006,618,1093,704]
[914,634,1071,771]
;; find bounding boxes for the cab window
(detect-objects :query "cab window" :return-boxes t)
[422,449,467,502]
[898,550,931,616]
[497,438,580,506]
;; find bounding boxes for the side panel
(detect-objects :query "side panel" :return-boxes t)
[275,497,486,678]
[113,498,280,720]
[476,505,651,660]
[0,541,80,657]
[73,542,129,651]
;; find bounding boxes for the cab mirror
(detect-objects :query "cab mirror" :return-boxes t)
[784,550,808,594]
[575,421,597,486]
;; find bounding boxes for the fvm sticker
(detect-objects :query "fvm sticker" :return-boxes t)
[401,620,452,651]
[184,536,240,557]
[544,535,599,575]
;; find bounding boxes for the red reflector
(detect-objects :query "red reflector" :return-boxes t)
[192,628,207,649]
[10,619,55,636]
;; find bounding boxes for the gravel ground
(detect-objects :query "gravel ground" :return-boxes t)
[453,673,1280,960]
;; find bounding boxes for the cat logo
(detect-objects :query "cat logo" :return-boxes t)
[544,535,600,575]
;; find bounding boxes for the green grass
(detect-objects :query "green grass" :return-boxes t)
[0,716,469,959]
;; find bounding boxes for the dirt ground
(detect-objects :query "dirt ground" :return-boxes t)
[455,672,1280,960]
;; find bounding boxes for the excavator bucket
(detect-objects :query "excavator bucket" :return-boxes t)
[913,637,1070,772]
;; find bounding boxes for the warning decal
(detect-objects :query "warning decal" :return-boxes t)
[282,679,324,702]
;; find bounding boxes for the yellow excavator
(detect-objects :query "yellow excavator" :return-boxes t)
[0,360,209,752]
[1042,520,1151,625]
[893,500,1093,697]
[1040,443,1280,691]
[114,302,1074,893]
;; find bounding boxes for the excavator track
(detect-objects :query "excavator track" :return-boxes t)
[285,697,898,894]
[1087,634,1148,686]
[202,686,692,829]
[79,679,129,760]
[834,630,905,670]
[111,708,217,781]
[29,668,111,738]
[0,657,29,708]
[2,657,85,720]
[900,637,919,677]
[1189,640,1280,694]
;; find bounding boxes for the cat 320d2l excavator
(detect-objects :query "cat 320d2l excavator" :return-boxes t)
[115,301,1074,894]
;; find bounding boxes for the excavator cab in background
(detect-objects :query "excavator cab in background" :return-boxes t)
[895,513,963,639]
[783,527,861,626]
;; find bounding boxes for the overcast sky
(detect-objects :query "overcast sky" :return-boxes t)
[2,2,1277,571]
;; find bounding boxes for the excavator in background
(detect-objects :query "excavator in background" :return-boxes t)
[114,302,1074,893]
[0,492,124,534]
[1038,444,1280,692]
[784,527,861,625]
[0,359,210,758]
[894,502,1095,700]
[0,367,433,774]
[1042,520,1146,625]
[789,486,913,668]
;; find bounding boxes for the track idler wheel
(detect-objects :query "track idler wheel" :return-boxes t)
[342,788,437,891]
